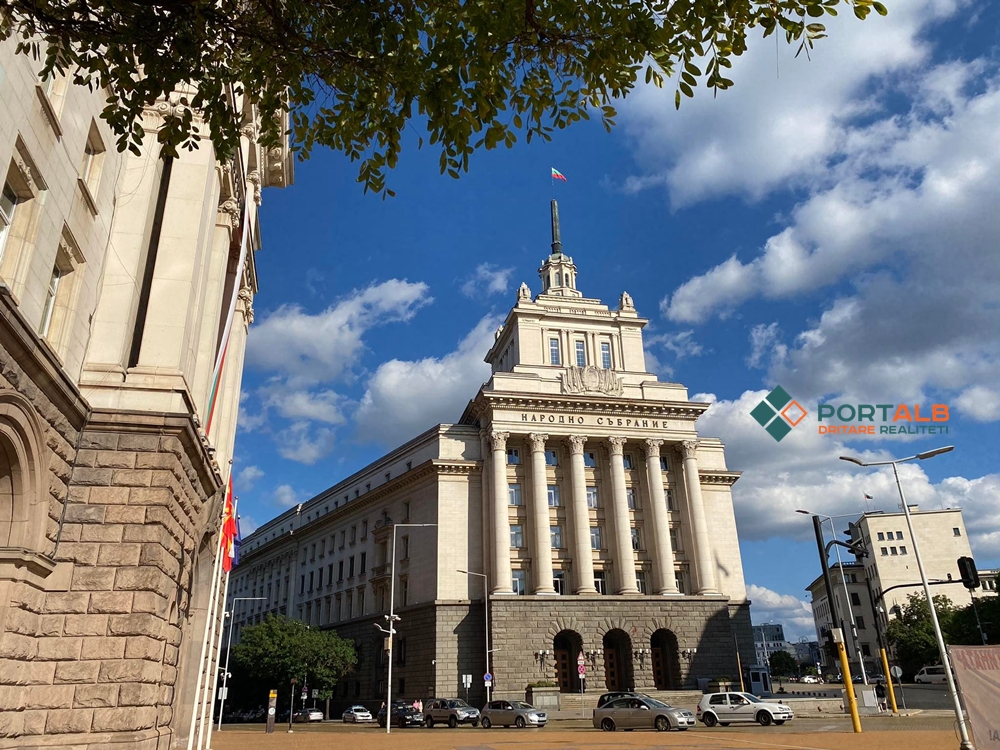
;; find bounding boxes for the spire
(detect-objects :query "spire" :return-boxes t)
[550,199,562,255]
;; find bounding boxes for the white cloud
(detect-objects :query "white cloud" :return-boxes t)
[648,330,703,359]
[237,515,259,535]
[955,386,1000,422]
[236,465,264,490]
[276,422,336,465]
[273,485,300,507]
[696,391,1000,564]
[461,263,515,298]
[747,323,782,369]
[747,584,817,641]
[260,386,347,425]
[354,315,500,446]
[246,279,432,382]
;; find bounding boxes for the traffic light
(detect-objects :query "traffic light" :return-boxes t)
[958,556,980,590]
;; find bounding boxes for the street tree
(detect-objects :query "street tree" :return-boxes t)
[0,0,889,195]
[885,593,956,678]
[769,650,798,678]
[231,614,356,702]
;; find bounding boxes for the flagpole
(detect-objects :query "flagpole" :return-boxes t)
[205,495,237,749]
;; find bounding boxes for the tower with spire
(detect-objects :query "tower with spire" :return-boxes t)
[537,200,582,298]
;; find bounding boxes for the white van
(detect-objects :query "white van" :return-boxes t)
[914,665,947,684]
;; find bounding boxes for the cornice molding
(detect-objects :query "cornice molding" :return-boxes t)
[470,391,708,421]
[699,471,741,486]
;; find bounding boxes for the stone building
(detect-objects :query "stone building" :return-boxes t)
[806,562,878,675]
[231,202,752,707]
[0,38,291,749]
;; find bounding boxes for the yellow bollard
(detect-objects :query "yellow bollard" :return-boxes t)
[834,628,862,733]
[879,648,898,714]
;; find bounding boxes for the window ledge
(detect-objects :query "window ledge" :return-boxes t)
[77,178,98,216]
[34,84,63,138]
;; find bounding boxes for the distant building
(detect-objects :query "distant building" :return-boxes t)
[793,641,821,667]
[974,568,999,598]
[752,623,795,668]
[806,562,879,675]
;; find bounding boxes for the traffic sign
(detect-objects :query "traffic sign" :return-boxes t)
[577,665,586,675]
[484,672,492,682]
[577,651,585,665]
[484,679,493,687]
[890,666,903,678]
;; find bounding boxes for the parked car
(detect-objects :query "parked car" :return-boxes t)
[377,702,424,728]
[697,692,795,727]
[593,696,695,732]
[800,675,823,684]
[292,709,324,723]
[423,698,480,728]
[480,700,547,728]
[596,691,649,708]
[342,705,373,723]
[914,665,948,684]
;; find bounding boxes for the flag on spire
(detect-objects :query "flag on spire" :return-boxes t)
[551,167,567,182]
[864,493,873,500]
[220,477,238,572]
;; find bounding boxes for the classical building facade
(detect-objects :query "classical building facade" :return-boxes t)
[0,39,291,749]
[232,202,752,707]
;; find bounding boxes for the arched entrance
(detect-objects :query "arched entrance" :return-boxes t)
[553,630,583,692]
[651,629,681,689]
[602,629,634,691]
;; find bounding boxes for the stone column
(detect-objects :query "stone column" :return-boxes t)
[679,440,718,595]
[528,433,556,594]
[642,440,679,595]
[605,437,639,594]
[488,431,513,594]
[565,435,597,594]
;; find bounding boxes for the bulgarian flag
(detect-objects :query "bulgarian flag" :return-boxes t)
[220,477,238,572]
[551,167,567,182]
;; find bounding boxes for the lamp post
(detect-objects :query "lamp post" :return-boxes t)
[216,597,266,730]
[376,523,436,735]
[457,569,491,703]
[839,446,972,750]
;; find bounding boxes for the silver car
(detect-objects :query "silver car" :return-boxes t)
[480,700,547,728]
[423,698,480,728]
[593,696,695,732]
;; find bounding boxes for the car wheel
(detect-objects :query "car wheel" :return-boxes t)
[703,713,718,728]
[774,720,785,725]
[472,720,479,727]
[426,717,434,728]
[343,719,348,724]
[915,678,923,684]
[655,716,670,732]
[448,716,458,729]
[601,718,616,732]
[481,717,492,729]
[515,716,526,729]
[757,711,773,727]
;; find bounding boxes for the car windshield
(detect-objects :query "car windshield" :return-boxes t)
[739,693,762,703]
[511,702,532,709]
[448,700,469,708]
[645,698,671,709]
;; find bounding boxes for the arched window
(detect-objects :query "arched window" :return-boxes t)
[555,272,561,286]
[0,391,46,552]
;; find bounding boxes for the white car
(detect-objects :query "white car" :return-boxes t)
[342,705,373,723]
[800,675,822,684]
[293,709,324,723]
[914,665,948,684]
[697,692,795,727]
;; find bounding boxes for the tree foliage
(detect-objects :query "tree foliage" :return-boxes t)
[0,0,888,195]
[768,649,798,677]
[231,614,356,695]
[885,593,956,678]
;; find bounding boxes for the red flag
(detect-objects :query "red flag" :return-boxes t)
[220,477,237,572]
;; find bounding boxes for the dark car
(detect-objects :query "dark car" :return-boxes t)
[597,691,648,708]
[377,702,424,728]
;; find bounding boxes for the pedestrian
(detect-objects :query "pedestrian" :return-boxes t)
[416,699,423,713]
[875,680,887,712]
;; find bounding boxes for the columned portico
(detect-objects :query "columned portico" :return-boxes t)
[606,437,639,594]
[489,430,514,594]
[529,433,556,594]
[566,435,597,594]
[679,440,718,595]
[642,439,680,595]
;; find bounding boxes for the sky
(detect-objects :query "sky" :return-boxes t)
[233,0,1000,642]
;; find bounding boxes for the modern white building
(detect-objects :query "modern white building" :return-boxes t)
[806,562,879,674]
[751,623,795,668]
[230,202,753,706]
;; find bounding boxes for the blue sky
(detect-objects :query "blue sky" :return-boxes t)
[234,0,1000,640]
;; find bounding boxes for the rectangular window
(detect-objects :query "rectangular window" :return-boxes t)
[362,521,368,538]
[512,570,526,595]
[385,472,390,483]
[675,573,686,595]
[80,122,106,203]
[666,489,675,511]
[890,547,898,555]
[623,454,634,470]
[299,575,305,595]
[549,337,561,365]
[406,460,412,471]
[545,449,558,466]
[594,571,606,595]
[340,531,346,547]
[351,526,357,543]
[401,536,409,559]
[900,545,907,555]
[659,455,669,472]
[953,527,961,537]
[327,563,333,583]
[508,483,522,506]
[626,487,638,510]
[553,571,565,595]
[584,451,596,468]
[850,592,861,606]
[669,527,680,551]
[348,556,355,578]
[403,501,410,520]
[636,571,647,594]
[507,448,520,465]
[631,527,641,551]
[586,486,599,508]
[896,531,903,540]
[861,643,871,657]
[547,485,561,507]
[881,547,888,556]
[401,578,408,606]
[317,569,323,588]
[601,342,612,369]
[357,588,365,615]
[338,560,344,581]
[877,532,885,541]
[575,340,586,367]
[510,525,523,548]
[365,483,370,493]
[0,184,17,260]
[39,264,64,338]
[550,525,563,549]
[856,616,866,630]
[590,526,603,550]
[360,552,367,574]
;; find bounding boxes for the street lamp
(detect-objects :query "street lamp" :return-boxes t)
[216,597,266,730]
[839,446,972,750]
[457,569,492,703]
[377,523,436,735]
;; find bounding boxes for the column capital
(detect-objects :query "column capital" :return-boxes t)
[642,438,664,457]
[528,433,549,452]
[605,436,627,455]
[679,440,700,460]
[564,435,588,454]
[488,431,510,451]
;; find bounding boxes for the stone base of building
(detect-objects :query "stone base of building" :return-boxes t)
[0,728,173,750]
